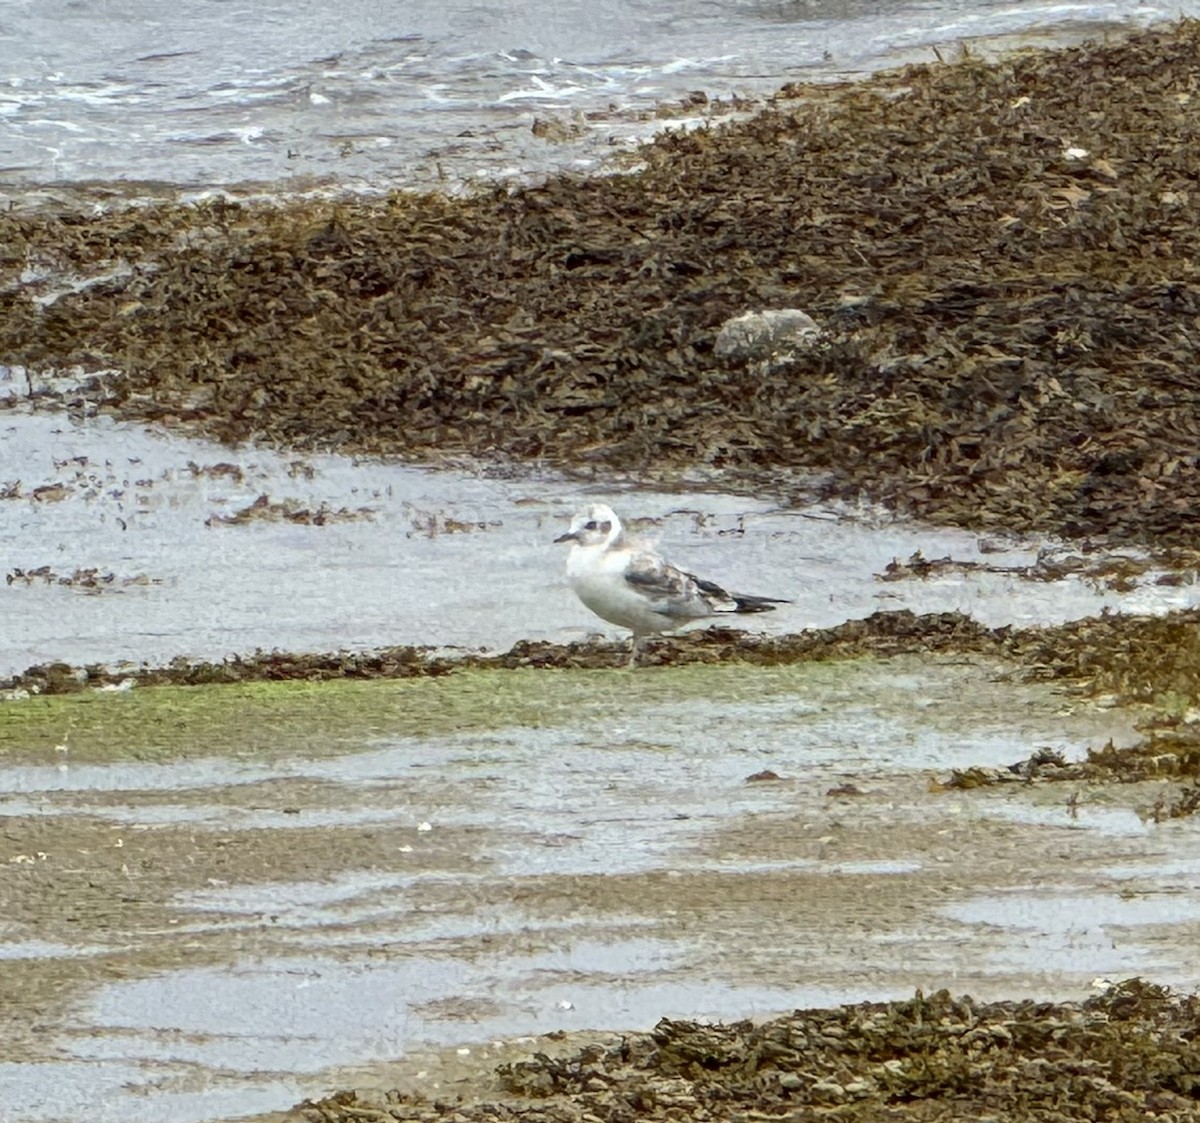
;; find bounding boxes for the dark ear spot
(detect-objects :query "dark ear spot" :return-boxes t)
[598,520,612,534]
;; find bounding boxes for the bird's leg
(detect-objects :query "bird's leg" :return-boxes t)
[627,633,641,669]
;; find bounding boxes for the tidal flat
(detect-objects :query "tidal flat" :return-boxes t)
[7,19,1200,1123]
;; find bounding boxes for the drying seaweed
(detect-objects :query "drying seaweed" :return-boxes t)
[0,609,996,694]
[203,493,377,526]
[943,732,1200,793]
[5,566,161,592]
[298,981,1200,1123]
[1000,608,1200,701]
[877,547,1177,590]
[942,746,1084,789]
[3,607,1199,701]
[6,25,1200,544]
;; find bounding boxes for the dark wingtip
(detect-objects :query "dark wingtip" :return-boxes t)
[732,595,791,613]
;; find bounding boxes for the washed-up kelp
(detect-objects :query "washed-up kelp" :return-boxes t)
[300,981,1200,1122]
[6,24,1200,543]
[4,608,1200,696]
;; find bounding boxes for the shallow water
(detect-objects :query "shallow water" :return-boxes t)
[5,409,1200,1122]
[1,0,1195,193]
[938,889,1200,977]
[3,404,1198,677]
[6,7,1200,1119]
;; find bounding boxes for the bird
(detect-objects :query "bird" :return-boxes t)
[554,503,788,665]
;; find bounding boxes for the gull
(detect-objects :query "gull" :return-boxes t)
[554,503,788,665]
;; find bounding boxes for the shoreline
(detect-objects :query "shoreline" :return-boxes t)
[0,16,1161,209]
[1,604,1196,696]
[7,23,1200,1123]
[5,22,1200,545]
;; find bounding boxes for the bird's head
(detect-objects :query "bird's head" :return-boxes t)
[554,503,622,547]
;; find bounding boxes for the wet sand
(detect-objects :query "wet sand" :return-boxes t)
[8,654,1200,1123]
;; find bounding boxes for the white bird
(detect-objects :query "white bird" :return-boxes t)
[554,503,788,664]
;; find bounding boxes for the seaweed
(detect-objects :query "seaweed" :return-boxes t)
[7,26,1200,544]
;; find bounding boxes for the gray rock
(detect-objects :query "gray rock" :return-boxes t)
[714,308,821,361]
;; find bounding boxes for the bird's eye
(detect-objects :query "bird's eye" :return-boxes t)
[584,520,598,531]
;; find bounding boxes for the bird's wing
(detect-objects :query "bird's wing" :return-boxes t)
[624,548,789,619]
[623,551,721,619]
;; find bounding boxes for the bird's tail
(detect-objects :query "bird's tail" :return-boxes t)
[691,573,789,614]
[729,593,790,614]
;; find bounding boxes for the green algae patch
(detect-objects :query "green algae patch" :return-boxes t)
[0,659,863,765]
[0,671,571,764]
[0,673,542,764]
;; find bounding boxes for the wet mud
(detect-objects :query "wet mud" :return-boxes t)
[6,636,1200,1123]
[8,653,1200,1123]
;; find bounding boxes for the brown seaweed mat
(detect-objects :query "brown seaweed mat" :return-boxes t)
[5,607,1199,698]
[297,981,1200,1122]
[5,24,1200,544]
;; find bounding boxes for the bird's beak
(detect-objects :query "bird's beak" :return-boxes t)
[554,530,579,544]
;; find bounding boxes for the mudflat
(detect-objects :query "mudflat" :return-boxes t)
[6,20,1200,1123]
